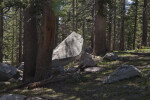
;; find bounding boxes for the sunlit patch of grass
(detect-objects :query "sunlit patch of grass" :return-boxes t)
[115,52,132,56]
[1,51,150,100]
[126,48,150,53]
[0,82,19,92]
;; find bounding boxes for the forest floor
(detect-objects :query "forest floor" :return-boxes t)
[1,49,150,100]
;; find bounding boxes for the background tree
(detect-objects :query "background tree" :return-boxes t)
[120,0,125,51]
[142,0,148,46]
[0,0,3,62]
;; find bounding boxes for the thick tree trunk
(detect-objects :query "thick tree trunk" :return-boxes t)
[23,2,37,82]
[19,8,23,63]
[133,0,138,49]
[0,1,3,63]
[120,0,125,51]
[93,0,106,55]
[142,0,147,46]
[34,0,56,81]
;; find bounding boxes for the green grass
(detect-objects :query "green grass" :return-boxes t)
[1,49,150,100]
[127,48,150,53]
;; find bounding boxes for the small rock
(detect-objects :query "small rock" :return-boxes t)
[0,82,10,87]
[79,53,97,67]
[103,52,118,61]
[72,71,81,80]
[122,85,128,89]
[57,66,66,75]
[66,67,76,72]
[84,67,103,73]
[85,46,93,54]
[18,62,24,71]
[26,97,47,100]
[103,65,141,84]
[0,94,26,100]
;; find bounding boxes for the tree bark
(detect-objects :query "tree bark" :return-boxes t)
[108,4,113,51]
[120,0,125,51]
[34,0,56,81]
[72,0,75,31]
[23,1,37,82]
[113,0,117,50]
[11,22,15,65]
[133,0,138,49]
[93,0,106,55]
[19,8,23,63]
[91,0,95,49]
[82,19,85,50]
[0,1,3,62]
[142,0,147,46]
[75,0,78,32]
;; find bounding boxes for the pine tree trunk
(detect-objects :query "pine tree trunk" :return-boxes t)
[12,22,15,65]
[23,1,37,82]
[34,0,56,81]
[91,0,95,49]
[82,19,85,50]
[0,1,3,63]
[142,0,147,46]
[75,0,78,32]
[72,0,75,31]
[120,0,125,51]
[15,11,19,65]
[54,18,58,48]
[19,8,23,63]
[133,0,138,49]
[93,0,106,55]
[113,0,117,50]
[108,4,113,51]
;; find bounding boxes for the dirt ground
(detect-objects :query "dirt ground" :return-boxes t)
[1,50,150,100]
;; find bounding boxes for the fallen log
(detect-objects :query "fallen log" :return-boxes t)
[28,74,72,89]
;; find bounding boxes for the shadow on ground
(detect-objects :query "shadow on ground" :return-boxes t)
[1,52,150,100]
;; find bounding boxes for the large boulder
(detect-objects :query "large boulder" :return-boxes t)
[103,65,141,84]
[0,63,18,81]
[103,52,118,61]
[52,32,83,67]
